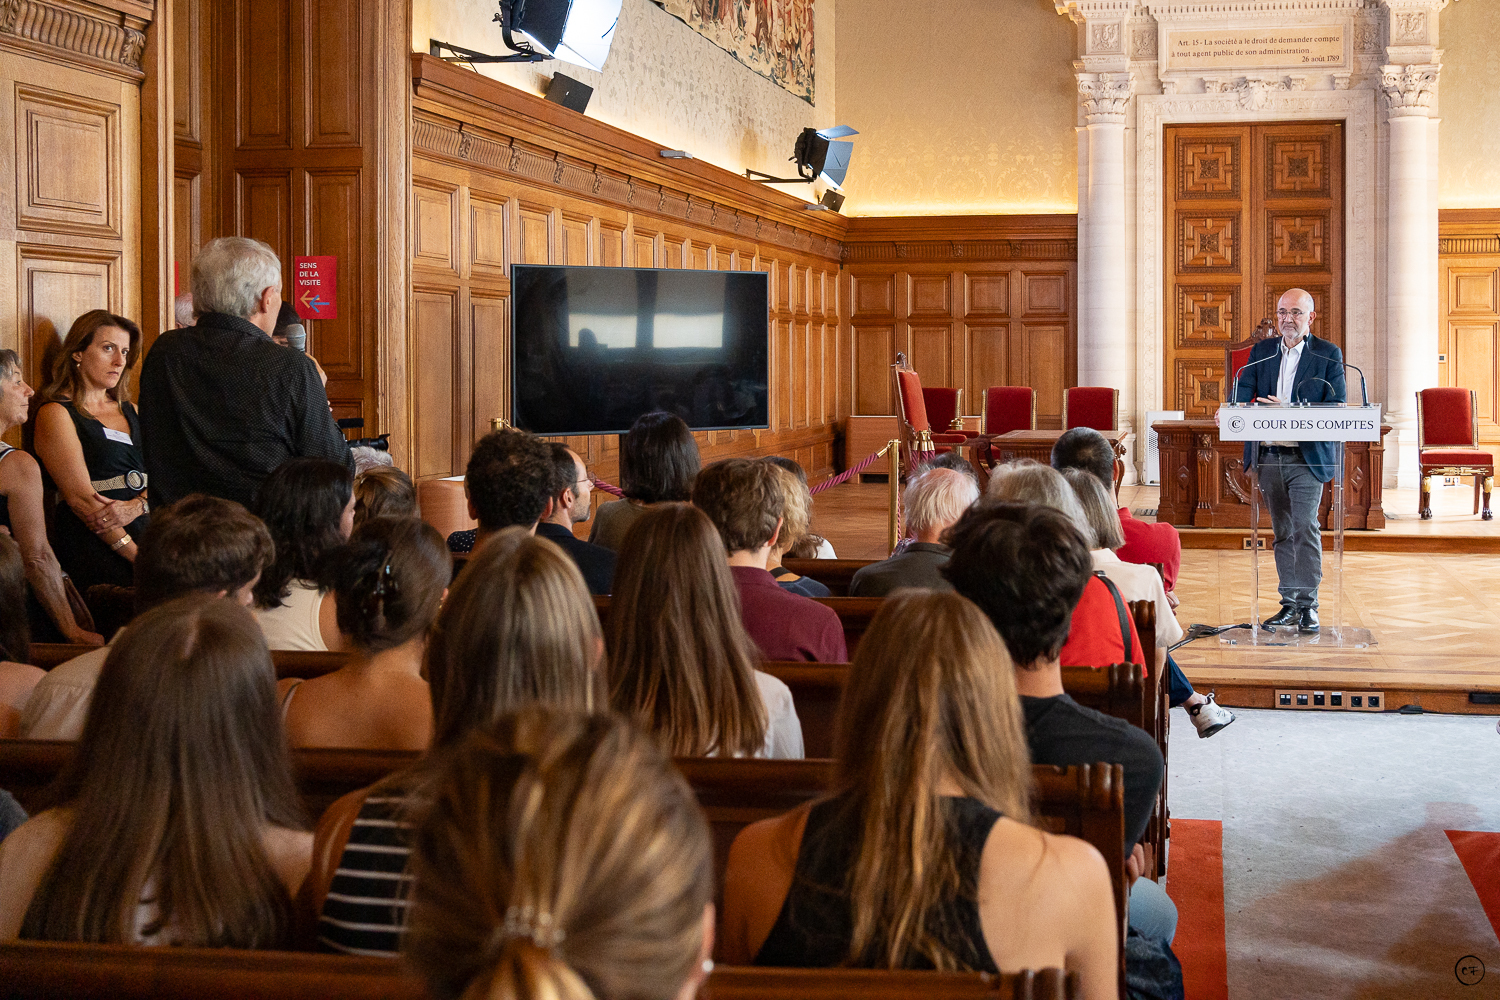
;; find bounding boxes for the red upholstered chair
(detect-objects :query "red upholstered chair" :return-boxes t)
[1063,386,1119,432]
[1416,388,1494,520]
[921,387,964,434]
[892,354,969,469]
[1224,321,1277,400]
[981,386,1036,436]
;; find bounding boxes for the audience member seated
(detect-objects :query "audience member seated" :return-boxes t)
[589,410,700,552]
[0,349,101,645]
[32,310,149,595]
[1065,469,1234,738]
[0,791,24,842]
[278,517,450,751]
[405,709,715,1000]
[987,462,1142,670]
[251,457,354,651]
[692,459,846,663]
[352,465,417,529]
[765,464,831,597]
[315,527,603,956]
[536,442,615,595]
[608,503,803,759]
[0,594,311,945]
[1051,427,1181,597]
[20,494,273,741]
[849,468,977,597]
[720,590,1117,998]
[942,503,1175,943]
[445,429,555,554]
[763,456,836,558]
[139,237,350,508]
[0,535,43,737]
[350,445,394,476]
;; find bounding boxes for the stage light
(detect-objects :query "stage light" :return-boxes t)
[745,125,859,190]
[429,0,622,72]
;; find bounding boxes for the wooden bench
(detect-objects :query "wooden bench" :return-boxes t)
[0,941,1077,1000]
[779,558,872,597]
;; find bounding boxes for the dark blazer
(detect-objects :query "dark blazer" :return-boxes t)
[1232,333,1346,482]
[536,521,616,595]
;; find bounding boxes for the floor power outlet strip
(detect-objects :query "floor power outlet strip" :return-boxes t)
[1276,689,1385,711]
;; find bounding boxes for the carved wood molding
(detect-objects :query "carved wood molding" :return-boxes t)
[842,238,1077,264]
[1438,209,1500,255]
[411,55,845,264]
[0,0,148,82]
[1439,236,1500,255]
[841,214,1079,264]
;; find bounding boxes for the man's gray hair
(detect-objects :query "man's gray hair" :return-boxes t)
[985,459,1090,537]
[1061,467,1125,550]
[191,237,281,319]
[172,293,196,329]
[904,466,979,535]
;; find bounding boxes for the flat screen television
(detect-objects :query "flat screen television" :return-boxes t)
[510,264,770,436]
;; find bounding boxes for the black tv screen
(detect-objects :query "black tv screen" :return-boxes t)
[511,265,770,436]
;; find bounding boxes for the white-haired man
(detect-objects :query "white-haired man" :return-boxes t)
[140,237,350,507]
[849,466,979,597]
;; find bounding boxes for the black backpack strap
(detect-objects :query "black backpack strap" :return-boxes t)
[1094,571,1133,665]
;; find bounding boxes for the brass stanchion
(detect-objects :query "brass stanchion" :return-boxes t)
[490,417,512,432]
[887,438,901,554]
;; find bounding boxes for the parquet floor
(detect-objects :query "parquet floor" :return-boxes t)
[812,480,1500,705]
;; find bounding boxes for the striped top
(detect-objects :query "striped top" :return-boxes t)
[317,792,414,957]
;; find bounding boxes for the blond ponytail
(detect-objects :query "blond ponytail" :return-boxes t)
[407,709,713,1000]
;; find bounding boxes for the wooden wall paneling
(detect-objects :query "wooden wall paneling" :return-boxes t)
[303,0,360,147]
[236,0,291,150]
[516,201,554,264]
[1438,211,1500,443]
[411,286,460,479]
[413,181,459,275]
[18,249,121,386]
[305,169,361,377]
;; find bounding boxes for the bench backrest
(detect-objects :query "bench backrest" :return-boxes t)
[0,942,1076,1000]
[778,559,872,597]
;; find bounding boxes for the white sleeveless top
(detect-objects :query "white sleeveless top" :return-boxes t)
[253,580,328,651]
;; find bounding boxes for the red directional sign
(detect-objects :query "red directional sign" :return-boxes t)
[293,256,338,320]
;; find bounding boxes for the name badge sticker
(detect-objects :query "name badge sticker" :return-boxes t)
[102,427,134,445]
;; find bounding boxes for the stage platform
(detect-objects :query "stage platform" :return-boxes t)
[813,480,1500,716]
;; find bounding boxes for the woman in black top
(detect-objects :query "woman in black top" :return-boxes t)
[720,590,1118,999]
[33,310,149,593]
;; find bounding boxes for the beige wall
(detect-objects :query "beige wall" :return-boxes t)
[412,0,836,188]
[1439,1,1500,209]
[834,0,1077,216]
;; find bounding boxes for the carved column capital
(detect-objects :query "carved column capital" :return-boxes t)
[1380,62,1441,117]
[1077,72,1133,124]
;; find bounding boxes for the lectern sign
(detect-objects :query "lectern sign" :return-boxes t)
[1162,27,1345,73]
[1216,405,1381,442]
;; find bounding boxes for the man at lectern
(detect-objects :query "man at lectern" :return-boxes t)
[1232,287,1346,633]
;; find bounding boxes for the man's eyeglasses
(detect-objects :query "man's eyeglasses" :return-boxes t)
[1276,308,1307,318]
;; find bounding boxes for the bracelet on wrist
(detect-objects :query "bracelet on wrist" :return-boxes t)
[110,534,131,552]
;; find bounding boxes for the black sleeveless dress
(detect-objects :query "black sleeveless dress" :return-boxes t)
[754,794,1001,971]
[47,401,150,592]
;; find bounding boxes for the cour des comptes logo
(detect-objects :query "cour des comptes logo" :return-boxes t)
[1229,416,1246,433]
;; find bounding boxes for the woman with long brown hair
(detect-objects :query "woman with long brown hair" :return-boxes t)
[607,502,802,759]
[720,590,1116,999]
[406,708,715,1000]
[0,594,310,945]
[32,309,148,593]
[312,528,603,957]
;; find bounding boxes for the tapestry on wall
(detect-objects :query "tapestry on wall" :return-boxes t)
[656,0,814,103]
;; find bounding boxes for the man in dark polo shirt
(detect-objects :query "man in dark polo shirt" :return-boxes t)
[140,237,349,508]
[943,501,1175,941]
[692,458,845,662]
[535,442,615,595]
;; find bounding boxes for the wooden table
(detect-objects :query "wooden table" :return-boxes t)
[1153,419,1389,530]
[991,428,1128,490]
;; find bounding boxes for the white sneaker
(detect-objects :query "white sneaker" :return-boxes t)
[1187,693,1235,739]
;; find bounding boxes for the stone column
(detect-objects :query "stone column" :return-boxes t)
[1077,73,1133,411]
[1382,63,1441,489]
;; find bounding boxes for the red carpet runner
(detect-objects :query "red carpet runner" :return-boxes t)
[1446,830,1500,944]
[1164,819,1228,1000]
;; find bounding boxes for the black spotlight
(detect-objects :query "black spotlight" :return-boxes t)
[746,125,859,189]
[430,0,622,72]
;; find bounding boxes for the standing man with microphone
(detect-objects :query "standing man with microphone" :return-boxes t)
[1233,287,1346,633]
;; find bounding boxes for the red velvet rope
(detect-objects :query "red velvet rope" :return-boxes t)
[590,444,895,501]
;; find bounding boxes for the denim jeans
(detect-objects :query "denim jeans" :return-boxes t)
[1257,447,1324,610]
[1166,654,1194,708]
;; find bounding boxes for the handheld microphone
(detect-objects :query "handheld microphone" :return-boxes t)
[1341,361,1369,406]
[1231,351,1280,404]
[283,323,308,353]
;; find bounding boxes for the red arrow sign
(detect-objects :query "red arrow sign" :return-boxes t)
[293,256,338,320]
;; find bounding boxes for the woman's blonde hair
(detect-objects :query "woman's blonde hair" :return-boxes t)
[406,708,713,1000]
[831,590,1033,970]
[21,594,304,946]
[1061,467,1125,550]
[426,528,602,750]
[607,503,767,757]
[767,464,809,558]
[40,309,142,405]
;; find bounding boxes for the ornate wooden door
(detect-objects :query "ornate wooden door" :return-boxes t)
[1165,122,1344,416]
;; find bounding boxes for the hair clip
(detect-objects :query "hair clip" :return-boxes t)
[370,552,399,599]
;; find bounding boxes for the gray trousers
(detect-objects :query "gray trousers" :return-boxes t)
[1257,447,1323,609]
